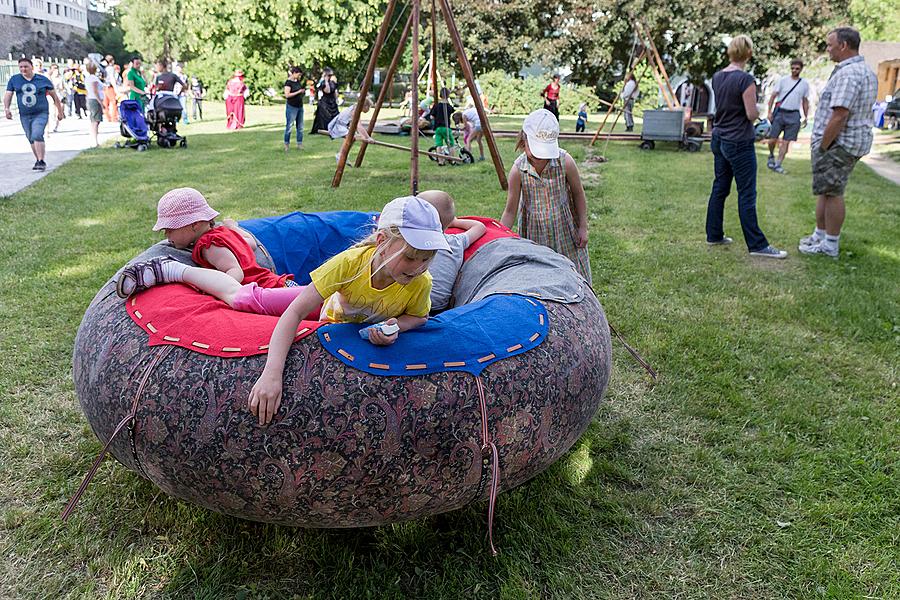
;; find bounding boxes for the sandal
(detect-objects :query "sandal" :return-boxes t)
[115,256,175,298]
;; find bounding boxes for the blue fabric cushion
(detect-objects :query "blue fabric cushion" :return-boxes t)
[241,211,378,284]
[318,294,548,376]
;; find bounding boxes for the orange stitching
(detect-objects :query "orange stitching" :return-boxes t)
[405,364,427,370]
[443,361,466,367]
[133,310,142,319]
[258,344,269,350]
[323,332,331,342]
[146,322,157,333]
[298,327,310,335]
[338,349,354,361]
[191,341,210,349]
[477,353,496,363]
[222,347,241,352]
[506,344,522,352]
[369,362,389,370]
[539,314,544,325]
[163,335,180,342]
[529,332,540,342]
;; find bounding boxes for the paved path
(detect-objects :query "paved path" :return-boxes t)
[0,116,121,197]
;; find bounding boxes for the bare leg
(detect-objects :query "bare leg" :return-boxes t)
[777,140,790,163]
[33,141,45,161]
[822,195,845,236]
[90,121,99,147]
[815,195,827,230]
[767,139,777,156]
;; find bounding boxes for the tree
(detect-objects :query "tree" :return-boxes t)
[119,0,194,63]
[88,8,135,65]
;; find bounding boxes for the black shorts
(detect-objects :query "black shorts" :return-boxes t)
[769,109,801,141]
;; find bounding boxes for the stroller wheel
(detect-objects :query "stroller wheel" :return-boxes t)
[114,142,121,149]
[137,144,148,152]
[180,139,187,148]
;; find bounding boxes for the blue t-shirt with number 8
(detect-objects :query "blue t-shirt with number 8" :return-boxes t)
[6,74,54,117]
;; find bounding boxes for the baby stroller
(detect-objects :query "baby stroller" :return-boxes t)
[146,92,187,148]
[115,100,151,152]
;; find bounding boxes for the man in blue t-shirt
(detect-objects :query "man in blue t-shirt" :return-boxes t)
[4,57,65,171]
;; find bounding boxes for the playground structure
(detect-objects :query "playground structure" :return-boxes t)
[331,0,508,192]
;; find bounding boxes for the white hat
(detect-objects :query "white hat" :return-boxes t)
[522,109,560,159]
[378,196,450,251]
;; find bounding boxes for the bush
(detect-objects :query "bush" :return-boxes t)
[478,70,601,116]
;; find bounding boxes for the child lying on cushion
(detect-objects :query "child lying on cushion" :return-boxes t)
[417,190,486,312]
[116,196,449,424]
[116,187,292,298]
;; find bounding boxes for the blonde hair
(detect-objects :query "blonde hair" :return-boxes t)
[727,35,753,62]
[336,226,436,287]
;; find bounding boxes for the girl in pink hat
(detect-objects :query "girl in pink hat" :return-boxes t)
[116,188,293,298]
[115,196,449,425]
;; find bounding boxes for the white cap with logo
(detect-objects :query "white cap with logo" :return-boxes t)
[522,108,560,159]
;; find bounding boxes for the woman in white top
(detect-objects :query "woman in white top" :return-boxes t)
[84,62,105,147]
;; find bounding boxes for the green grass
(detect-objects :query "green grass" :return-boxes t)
[1,102,898,599]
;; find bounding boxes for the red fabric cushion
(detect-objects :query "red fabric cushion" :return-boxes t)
[445,216,518,261]
[126,283,323,358]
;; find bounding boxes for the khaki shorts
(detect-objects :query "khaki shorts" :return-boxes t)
[88,99,103,123]
[811,143,859,196]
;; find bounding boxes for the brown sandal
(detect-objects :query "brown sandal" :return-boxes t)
[115,256,174,298]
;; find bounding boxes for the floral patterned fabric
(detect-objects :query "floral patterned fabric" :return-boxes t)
[72,246,612,527]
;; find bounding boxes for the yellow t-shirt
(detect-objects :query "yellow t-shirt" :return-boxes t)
[310,245,432,323]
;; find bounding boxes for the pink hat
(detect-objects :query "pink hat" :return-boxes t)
[153,188,220,231]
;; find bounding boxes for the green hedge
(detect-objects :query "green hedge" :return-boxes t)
[478,70,601,116]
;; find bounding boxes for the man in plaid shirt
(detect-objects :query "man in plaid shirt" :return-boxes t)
[799,27,877,258]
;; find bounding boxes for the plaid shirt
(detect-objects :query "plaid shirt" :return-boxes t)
[812,55,878,157]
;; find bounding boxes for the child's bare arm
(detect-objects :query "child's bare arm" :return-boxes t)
[449,218,487,246]
[564,153,589,248]
[500,168,522,229]
[367,314,427,346]
[202,244,244,282]
[248,284,325,425]
[222,218,259,251]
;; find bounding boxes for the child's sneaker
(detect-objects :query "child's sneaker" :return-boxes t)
[798,241,839,258]
[772,164,786,174]
[749,245,788,259]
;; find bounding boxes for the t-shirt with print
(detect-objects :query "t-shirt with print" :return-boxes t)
[428,232,471,312]
[6,74,54,116]
[73,71,86,95]
[772,76,809,112]
[284,79,305,108]
[310,245,432,323]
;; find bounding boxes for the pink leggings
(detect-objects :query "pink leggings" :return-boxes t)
[232,283,305,317]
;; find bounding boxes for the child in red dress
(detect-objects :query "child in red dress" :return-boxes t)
[116,187,292,297]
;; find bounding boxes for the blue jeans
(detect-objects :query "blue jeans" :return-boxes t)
[285,104,304,145]
[20,113,49,144]
[179,96,189,123]
[706,133,769,252]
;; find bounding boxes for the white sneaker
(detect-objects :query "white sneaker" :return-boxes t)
[799,234,823,247]
[799,241,838,258]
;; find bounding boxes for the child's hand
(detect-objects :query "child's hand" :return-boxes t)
[222,217,239,229]
[368,318,400,346]
[576,225,589,248]
[248,370,283,425]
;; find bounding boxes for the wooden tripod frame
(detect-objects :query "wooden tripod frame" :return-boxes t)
[331,0,508,192]
[589,19,678,146]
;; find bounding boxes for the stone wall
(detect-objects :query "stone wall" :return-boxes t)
[1,15,91,58]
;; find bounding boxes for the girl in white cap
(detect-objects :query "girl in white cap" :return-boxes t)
[500,108,592,284]
[116,196,449,425]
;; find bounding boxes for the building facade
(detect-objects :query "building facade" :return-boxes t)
[0,0,89,56]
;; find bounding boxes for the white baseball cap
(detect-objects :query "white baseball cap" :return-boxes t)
[522,108,560,159]
[378,196,451,251]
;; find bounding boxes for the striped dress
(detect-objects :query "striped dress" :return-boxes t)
[514,150,592,285]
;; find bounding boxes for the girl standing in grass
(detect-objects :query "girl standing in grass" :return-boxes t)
[501,108,592,284]
[116,196,449,425]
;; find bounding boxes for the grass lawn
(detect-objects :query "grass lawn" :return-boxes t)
[1,102,897,599]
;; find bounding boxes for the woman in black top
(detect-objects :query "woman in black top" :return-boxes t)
[706,35,786,258]
[284,66,306,150]
[311,67,339,135]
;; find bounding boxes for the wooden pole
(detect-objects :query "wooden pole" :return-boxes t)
[331,0,397,188]
[354,11,413,168]
[410,0,420,194]
[437,0,507,190]
[431,0,439,102]
[590,49,645,145]
[367,137,465,162]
